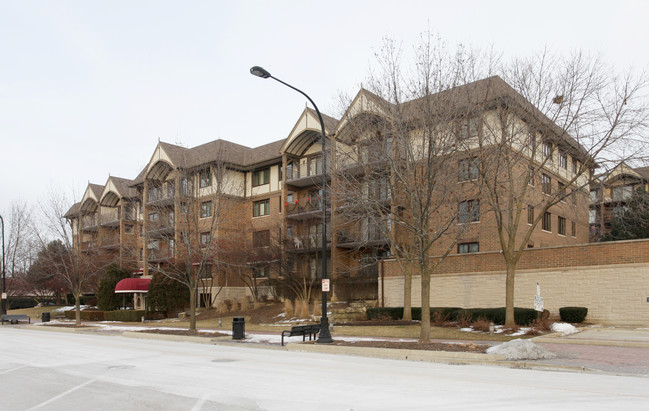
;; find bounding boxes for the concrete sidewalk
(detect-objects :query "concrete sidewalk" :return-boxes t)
[531,327,649,376]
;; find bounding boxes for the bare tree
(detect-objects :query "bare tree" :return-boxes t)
[335,35,487,342]
[35,191,103,325]
[2,201,36,301]
[146,158,245,331]
[466,50,649,327]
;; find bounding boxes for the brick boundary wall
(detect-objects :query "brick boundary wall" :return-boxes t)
[379,239,649,326]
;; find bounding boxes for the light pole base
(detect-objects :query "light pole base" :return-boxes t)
[316,316,334,344]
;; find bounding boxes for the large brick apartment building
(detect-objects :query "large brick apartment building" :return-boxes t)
[65,76,593,307]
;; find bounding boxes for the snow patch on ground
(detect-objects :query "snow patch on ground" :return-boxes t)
[487,339,557,360]
[551,322,579,336]
[52,305,88,312]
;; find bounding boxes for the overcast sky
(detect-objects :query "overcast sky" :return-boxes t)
[1,0,648,217]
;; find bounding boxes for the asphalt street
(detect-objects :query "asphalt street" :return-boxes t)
[1,327,648,410]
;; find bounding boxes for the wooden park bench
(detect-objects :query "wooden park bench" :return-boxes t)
[1,314,31,325]
[281,324,321,346]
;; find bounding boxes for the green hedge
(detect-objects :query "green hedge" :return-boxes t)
[7,297,38,310]
[559,307,588,323]
[64,310,147,322]
[367,307,547,326]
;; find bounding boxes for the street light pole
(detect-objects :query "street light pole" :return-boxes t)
[1,215,6,315]
[250,66,333,343]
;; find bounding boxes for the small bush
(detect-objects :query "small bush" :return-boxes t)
[431,311,450,326]
[456,310,473,328]
[471,317,492,332]
[366,307,403,320]
[559,307,588,323]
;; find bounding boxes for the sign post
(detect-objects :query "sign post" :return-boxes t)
[322,279,330,292]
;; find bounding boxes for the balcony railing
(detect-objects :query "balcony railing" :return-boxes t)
[100,235,120,249]
[147,187,175,206]
[81,215,98,231]
[336,226,388,249]
[285,198,330,220]
[285,158,330,187]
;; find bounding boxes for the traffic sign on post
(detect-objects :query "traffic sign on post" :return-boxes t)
[322,279,330,292]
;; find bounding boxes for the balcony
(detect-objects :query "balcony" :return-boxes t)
[147,187,175,207]
[147,249,174,263]
[147,222,174,239]
[80,240,98,251]
[100,208,120,228]
[285,158,330,188]
[100,234,120,250]
[286,198,330,221]
[286,234,332,254]
[336,227,388,249]
[81,215,98,232]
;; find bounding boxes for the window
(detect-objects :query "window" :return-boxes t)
[527,129,536,152]
[252,168,270,187]
[169,239,175,257]
[590,189,599,204]
[528,167,535,186]
[148,186,159,202]
[542,141,553,160]
[253,266,270,278]
[589,209,597,224]
[558,151,567,169]
[558,216,566,236]
[253,230,270,248]
[572,157,579,174]
[148,212,158,221]
[139,248,143,261]
[287,193,294,204]
[253,199,270,217]
[458,242,479,254]
[180,177,192,196]
[541,174,551,194]
[458,158,479,181]
[458,200,480,223]
[542,212,552,232]
[125,224,134,234]
[527,205,534,225]
[458,117,479,140]
[200,201,212,218]
[200,169,211,188]
[168,211,174,225]
[180,201,189,214]
[200,232,211,247]
[571,221,576,237]
[612,185,633,201]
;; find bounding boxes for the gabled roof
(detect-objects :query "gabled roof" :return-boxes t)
[64,202,80,219]
[281,108,339,157]
[337,76,592,164]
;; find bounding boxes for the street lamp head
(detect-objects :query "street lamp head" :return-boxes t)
[250,66,271,79]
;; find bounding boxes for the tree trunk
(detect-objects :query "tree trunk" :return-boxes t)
[74,292,81,326]
[504,261,516,328]
[402,268,412,321]
[419,261,431,343]
[189,281,197,331]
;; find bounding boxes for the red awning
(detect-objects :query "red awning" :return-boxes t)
[115,278,151,294]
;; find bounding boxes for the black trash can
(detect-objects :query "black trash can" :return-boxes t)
[232,316,245,340]
[41,312,50,323]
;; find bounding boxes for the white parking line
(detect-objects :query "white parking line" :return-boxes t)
[0,365,28,375]
[191,392,211,411]
[27,376,102,410]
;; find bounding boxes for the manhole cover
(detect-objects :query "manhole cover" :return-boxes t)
[211,359,238,363]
